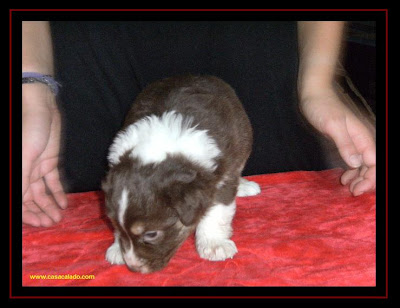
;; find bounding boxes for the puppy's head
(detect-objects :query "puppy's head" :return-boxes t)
[103,156,215,273]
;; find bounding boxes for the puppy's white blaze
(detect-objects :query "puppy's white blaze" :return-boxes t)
[118,188,129,226]
[123,243,148,273]
[108,111,221,170]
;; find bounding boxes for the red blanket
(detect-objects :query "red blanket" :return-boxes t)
[22,169,375,286]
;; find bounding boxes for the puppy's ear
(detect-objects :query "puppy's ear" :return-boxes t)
[174,169,197,184]
[160,160,212,226]
[102,174,116,218]
[160,163,197,187]
[174,199,203,226]
[101,178,110,193]
[172,186,211,226]
[102,171,113,193]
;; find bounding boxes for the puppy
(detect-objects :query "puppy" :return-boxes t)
[102,75,260,273]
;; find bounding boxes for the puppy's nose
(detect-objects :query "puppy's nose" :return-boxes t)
[127,264,150,274]
[126,264,140,272]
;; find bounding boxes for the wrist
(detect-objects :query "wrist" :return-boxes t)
[22,82,58,113]
[298,67,336,101]
[22,72,61,96]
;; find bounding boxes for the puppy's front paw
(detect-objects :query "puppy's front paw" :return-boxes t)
[196,239,238,261]
[105,242,125,265]
[237,178,261,197]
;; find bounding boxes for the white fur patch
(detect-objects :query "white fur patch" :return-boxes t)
[195,201,238,261]
[236,178,261,197]
[108,111,221,170]
[118,188,129,226]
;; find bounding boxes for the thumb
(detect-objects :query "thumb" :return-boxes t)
[324,118,363,169]
[22,152,33,199]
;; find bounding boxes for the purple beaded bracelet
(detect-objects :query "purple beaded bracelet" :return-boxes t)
[22,72,61,96]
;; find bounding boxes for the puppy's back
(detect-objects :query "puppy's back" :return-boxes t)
[124,75,253,168]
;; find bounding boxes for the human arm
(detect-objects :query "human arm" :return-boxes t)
[22,21,67,226]
[297,21,376,195]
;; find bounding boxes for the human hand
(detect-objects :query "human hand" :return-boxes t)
[22,83,67,227]
[299,87,376,196]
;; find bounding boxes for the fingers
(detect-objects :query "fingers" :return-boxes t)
[45,169,68,209]
[23,200,54,227]
[341,165,376,196]
[342,117,376,196]
[30,179,64,226]
[22,174,67,227]
[22,200,41,227]
[300,91,376,197]
[22,156,32,201]
[340,168,359,185]
[22,163,67,227]
[351,166,376,196]
[348,118,376,168]
[324,117,363,169]
[325,113,376,196]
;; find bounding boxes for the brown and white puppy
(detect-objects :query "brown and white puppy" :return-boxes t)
[102,75,260,273]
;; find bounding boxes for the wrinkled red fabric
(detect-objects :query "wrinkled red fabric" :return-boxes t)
[22,169,375,286]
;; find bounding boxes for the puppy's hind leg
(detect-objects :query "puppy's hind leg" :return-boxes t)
[236,177,261,197]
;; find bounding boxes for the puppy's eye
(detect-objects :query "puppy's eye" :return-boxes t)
[143,231,161,242]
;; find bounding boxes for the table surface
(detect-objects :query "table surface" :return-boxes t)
[22,169,376,287]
